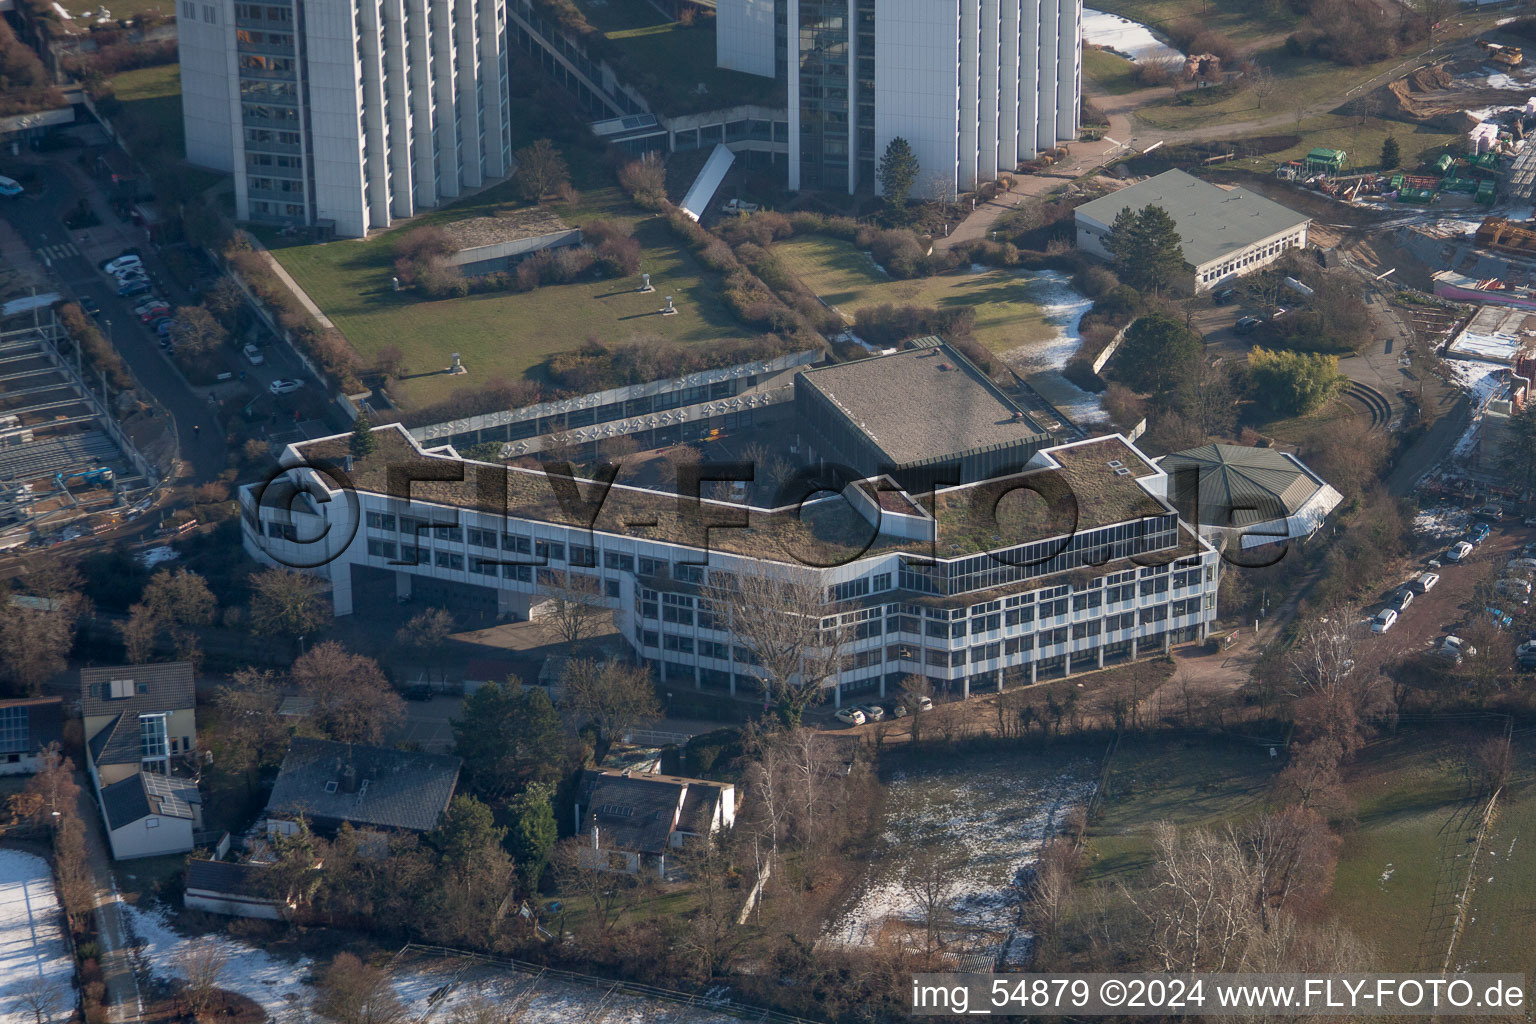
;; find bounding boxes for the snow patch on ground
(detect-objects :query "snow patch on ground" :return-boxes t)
[391,958,744,1024]
[1001,271,1109,426]
[825,759,1094,958]
[122,904,311,1018]
[1443,358,1508,405]
[0,850,75,1024]
[136,546,179,568]
[1413,504,1471,541]
[1082,8,1183,63]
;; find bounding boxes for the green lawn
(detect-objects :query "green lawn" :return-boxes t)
[1331,732,1536,972]
[1088,0,1297,45]
[271,189,749,408]
[1083,46,1140,97]
[1081,734,1280,885]
[772,235,1064,353]
[574,0,783,114]
[110,63,184,153]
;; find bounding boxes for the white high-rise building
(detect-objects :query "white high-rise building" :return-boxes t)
[718,0,1080,195]
[176,0,515,238]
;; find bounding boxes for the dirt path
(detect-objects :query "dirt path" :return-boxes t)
[72,776,144,1024]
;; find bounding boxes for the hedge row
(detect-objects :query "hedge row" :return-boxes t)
[224,241,362,391]
[57,303,134,391]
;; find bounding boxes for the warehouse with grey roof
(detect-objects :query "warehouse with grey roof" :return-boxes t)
[1074,169,1311,292]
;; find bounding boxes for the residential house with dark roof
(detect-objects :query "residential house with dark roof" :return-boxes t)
[575,768,736,877]
[81,662,197,788]
[80,662,201,860]
[0,697,64,776]
[99,770,200,860]
[263,737,461,838]
[185,859,286,920]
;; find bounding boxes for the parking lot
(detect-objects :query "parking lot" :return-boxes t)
[1353,513,1535,677]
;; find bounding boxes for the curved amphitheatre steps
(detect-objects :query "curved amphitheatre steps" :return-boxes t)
[1342,380,1392,431]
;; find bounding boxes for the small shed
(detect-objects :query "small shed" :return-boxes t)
[1303,148,1346,174]
[185,860,286,920]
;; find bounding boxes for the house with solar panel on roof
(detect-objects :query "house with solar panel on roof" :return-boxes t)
[80,662,204,860]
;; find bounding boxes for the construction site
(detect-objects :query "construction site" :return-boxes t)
[0,309,173,552]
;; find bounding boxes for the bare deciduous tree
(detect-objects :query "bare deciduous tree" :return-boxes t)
[900,843,959,959]
[176,935,230,1019]
[11,975,64,1024]
[710,566,847,727]
[314,953,408,1024]
[559,657,660,744]
[394,608,455,683]
[291,642,403,744]
[539,572,608,650]
[249,567,333,646]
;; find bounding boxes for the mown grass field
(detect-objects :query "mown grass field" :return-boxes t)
[772,235,1063,352]
[1082,46,1141,96]
[1080,734,1280,884]
[270,186,748,408]
[1076,729,1536,976]
[109,63,184,152]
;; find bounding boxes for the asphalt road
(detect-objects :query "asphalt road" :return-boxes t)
[1,156,227,482]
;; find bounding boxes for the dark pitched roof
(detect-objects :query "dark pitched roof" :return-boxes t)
[677,784,720,835]
[0,697,63,755]
[580,772,683,854]
[80,662,195,718]
[87,712,126,766]
[99,772,196,829]
[185,859,273,899]
[265,738,461,834]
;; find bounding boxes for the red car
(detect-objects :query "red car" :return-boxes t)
[138,306,170,324]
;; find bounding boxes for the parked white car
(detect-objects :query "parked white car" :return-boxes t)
[1434,636,1476,664]
[1371,608,1398,633]
[834,707,866,727]
[268,378,303,395]
[1445,541,1474,563]
[103,253,142,275]
[1409,572,1440,594]
[242,344,266,366]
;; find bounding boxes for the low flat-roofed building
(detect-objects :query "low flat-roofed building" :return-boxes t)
[1075,169,1311,292]
[185,860,285,920]
[795,340,1049,491]
[0,697,63,775]
[241,415,1221,706]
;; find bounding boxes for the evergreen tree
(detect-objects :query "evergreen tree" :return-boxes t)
[877,137,919,209]
[451,679,567,800]
[349,413,375,458]
[506,783,558,892]
[1380,136,1401,170]
[1106,204,1190,295]
[1116,313,1203,395]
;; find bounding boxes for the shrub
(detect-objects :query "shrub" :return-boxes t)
[868,228,926,279]
[854,304,976,346]
[618,156,667,209]
[594,235,641,277]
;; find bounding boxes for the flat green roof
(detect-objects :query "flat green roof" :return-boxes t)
[289,427,1177,563]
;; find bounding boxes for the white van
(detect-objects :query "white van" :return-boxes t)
[1371,608,1398,633]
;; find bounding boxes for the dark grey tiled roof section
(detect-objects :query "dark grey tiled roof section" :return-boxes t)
[99,773,195,829]
[185,859,272,899]
[265,737,461,833]
[1161,443,1322,525]
[80,662,196,717]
